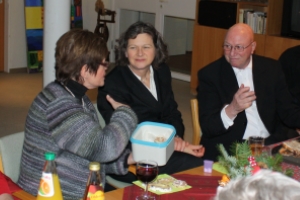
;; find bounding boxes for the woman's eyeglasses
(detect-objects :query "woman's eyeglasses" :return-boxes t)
[100,62,110,68]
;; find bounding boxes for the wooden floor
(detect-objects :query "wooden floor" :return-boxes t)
[0,72,195,143]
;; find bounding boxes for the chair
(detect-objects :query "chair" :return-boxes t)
[190,99,202,145]
[0,131,25,183]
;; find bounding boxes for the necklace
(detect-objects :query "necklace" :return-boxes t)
[63,85,85,107]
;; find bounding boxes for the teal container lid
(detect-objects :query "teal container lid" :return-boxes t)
[45,152,56,160]
[130,121,176,148]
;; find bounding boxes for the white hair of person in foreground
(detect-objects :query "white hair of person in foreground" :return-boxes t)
[214,169,300,200]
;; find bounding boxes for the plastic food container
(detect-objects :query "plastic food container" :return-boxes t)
[130,122,176,166]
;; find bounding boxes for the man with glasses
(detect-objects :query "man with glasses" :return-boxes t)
[197,23,300,161]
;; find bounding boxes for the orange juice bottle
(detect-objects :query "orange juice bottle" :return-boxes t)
[83,162,104,200]
[37,152,63,200]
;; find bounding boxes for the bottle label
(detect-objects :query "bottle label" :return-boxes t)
[86,185,104,200]
[38,172,54,197]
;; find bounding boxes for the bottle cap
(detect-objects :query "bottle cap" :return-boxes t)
[45,152,56,160]
[89,162,100,171]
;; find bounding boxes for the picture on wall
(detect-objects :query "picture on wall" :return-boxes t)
[24,0,83,73]
[25,0,44,73]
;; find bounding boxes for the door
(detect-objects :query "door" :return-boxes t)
[0,0,4,72]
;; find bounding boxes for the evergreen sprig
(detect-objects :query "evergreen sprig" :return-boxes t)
[216,141,294,179]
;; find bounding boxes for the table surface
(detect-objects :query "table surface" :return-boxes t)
[105,165,222,200]
[12,166,223,200]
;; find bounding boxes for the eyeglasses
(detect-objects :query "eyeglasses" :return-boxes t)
[100,62,110,68]
[223,42,253,52]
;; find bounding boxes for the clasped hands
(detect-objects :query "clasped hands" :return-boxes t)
[126,137,205,165]
[226,84,256,119]
[174,136,205,157]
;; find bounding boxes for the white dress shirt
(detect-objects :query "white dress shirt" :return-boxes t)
[220,57,270,139]
[132,66,158,100]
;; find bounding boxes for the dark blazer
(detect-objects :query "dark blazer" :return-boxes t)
[279,45,300,104]
[197,55,300,161]
[97,63,185,138]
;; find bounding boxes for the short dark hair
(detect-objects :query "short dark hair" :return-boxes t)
[115,21,168,69]
[55,29,108,84]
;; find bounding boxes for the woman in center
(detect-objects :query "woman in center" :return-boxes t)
[97,21,205,183]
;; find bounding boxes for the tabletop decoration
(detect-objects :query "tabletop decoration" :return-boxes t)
[216,141,294,186]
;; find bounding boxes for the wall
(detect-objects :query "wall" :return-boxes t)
[5,0,195,72]
[4,0,112,72]
[112,0,196,60]
[4,0,27,72]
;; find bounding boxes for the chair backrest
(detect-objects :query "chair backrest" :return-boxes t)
[93,103,106,128]
[0,131,24,183]
[190,99,202,145]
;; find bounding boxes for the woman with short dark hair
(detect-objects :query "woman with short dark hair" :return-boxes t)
[18,29,137,200]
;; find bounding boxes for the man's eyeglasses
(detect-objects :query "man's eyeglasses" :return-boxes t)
[223,42,253,52]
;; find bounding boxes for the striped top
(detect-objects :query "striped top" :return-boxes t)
[18,81,137,200]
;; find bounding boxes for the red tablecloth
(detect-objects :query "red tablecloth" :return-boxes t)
[0,172,21,200]
[282,162,300,181]
[123,174,222,200]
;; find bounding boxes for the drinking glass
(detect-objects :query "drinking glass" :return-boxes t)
[136,160,158,200]
[249,136,265,156]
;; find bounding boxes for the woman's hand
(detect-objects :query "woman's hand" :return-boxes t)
[174,136,205,157]
[174,136,189,152]
[183,144,205,157]
[106,95,129,110]
[127,152,136,165]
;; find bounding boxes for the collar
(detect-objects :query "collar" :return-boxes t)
[64,79,88,99]
[232,56,253,75]
[132,65,154,81]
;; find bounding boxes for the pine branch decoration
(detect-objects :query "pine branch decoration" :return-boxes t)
[216,141,294,180]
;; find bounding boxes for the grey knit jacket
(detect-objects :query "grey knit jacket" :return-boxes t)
[17,82,137,200]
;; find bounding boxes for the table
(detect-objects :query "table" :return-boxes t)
[13,190,35,200]
[12,166,223,200]
[105,166,223,200]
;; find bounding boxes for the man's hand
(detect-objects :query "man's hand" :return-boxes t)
[106,95,129,110]
[226,84,256,119]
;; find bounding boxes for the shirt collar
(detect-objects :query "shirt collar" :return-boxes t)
[232,56,253,75]
[132,66,153,80]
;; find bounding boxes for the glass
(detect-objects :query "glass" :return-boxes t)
[249,136,265,156]
[164,16,194,75]
[136,160,158,200]
[223,42,253,52]
[203,160,213,173]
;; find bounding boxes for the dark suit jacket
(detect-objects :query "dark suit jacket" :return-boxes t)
[197,55,300,161]
[279,45,300,104]
[97,63,185,138]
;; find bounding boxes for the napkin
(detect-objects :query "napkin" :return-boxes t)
[0,171,21,200]
[212,162,228,174]
[133,174,191,195]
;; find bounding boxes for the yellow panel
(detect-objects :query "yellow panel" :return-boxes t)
[25,7,43,29]
[37,50,43,61]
